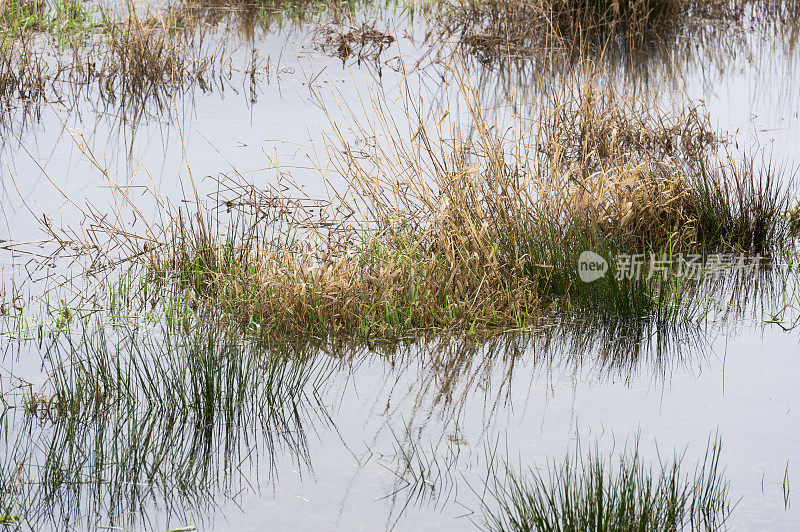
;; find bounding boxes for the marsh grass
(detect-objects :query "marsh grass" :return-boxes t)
[114,65,792,344]
[177,0,362,27]
[12,47,795,344]
[477,437,733,531]
[27,319,333,426]
[0,317,335,529]
[691,158,795,254]
[435,0,800,62]
[0,0,103,38]
[0,2,235,125]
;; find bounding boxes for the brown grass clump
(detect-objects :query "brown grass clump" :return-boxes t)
[543,73,716,168]
[0,33,49,100]
[37,65,795,342]
[97,11,227,100]
[141,73,790,340]
[0,5,230,123]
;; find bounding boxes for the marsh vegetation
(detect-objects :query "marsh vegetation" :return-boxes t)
[0,0,799,529]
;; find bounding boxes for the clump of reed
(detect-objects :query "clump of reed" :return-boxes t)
[436,0,797,61]
[29,56,793,343]
[125,66,794,343]
[0,2,230,119]
[97,9,226,100]
[437,0,682,61]
[477,437,733,531]
[0,31,49,100]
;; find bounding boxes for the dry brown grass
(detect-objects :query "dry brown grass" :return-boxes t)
[111,65,788,341]
[0,5,231,124]
[0,32,48,100]
[97,11,229,100]
[436,0,796,61]
[18,58,794,343]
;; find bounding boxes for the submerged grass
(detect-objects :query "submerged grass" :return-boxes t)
[477,437,733,531]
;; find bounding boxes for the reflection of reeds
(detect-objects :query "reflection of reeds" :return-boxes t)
[30,320,332,428]
[0,3,231,129]
[0,320,333,530]
[436,0,799,61]
[0,289,722,529]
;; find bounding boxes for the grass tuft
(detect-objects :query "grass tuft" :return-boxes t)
[477,436,733,531]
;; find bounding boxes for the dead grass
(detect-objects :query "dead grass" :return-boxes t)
[0,32,48,100]
[104,66,788,342]
[97,11,227,100]
[17,56,796,343]
[0,5,230,121]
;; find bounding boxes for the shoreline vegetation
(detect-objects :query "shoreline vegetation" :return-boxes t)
[2,0,800,127]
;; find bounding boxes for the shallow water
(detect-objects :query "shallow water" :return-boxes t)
[1,4,800,530]
[0,318,797,530]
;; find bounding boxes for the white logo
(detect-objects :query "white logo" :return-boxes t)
[578,251,608,283]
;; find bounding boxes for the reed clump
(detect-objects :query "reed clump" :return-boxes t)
[477,437,733,531]
[98,11,223,99]
[0,4,229,117]
[0,32,49,100]
[128,69,794,343]
[437,0,796,61]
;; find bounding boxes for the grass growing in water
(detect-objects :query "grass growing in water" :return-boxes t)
[0,316,335,529]
[128,68,795,343]
[477,437,733,531]
[437,0,800,62]
[0,0,104,37]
